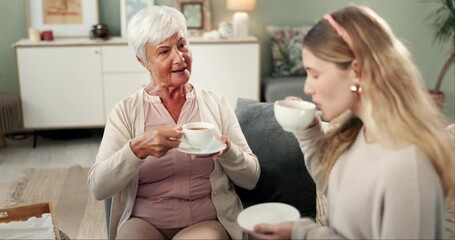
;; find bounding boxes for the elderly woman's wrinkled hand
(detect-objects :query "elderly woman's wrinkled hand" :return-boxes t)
[211,135,231,158]
[130,125,183,159]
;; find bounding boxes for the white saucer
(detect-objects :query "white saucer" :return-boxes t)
[176,138,227,157]
[237,203,300,232]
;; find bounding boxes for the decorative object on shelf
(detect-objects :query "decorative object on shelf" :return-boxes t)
[218,20,233,38]
[90,24,110,40]
[120,0,155,37]
[28,28,41,42]
[174,0,212,36]
[41,30,54,41]
[227,0,256,38]
[202,30,220,40]
[425,0,455,110]
[26,0,99,38]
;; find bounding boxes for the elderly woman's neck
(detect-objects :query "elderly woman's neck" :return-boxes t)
[145,83,192,101]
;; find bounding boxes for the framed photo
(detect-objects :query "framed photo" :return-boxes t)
[120,0,155,37]
[174,0,212,35]
[26,0,99,38]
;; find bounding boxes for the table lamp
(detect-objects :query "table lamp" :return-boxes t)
[227,0,257,38]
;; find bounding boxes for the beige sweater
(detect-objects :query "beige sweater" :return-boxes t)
[291,123,447,239]
[88,87,260,240]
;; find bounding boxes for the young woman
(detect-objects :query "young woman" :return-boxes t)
[250,5,454,239]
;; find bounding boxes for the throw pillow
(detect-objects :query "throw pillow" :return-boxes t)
[266,26,308,77]
[234,98,316,218]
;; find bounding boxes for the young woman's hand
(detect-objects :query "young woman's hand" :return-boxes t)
[285,96,303,101]
[248,222,294,240]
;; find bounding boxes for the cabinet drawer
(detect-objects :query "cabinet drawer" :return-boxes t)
[101,46,146,73]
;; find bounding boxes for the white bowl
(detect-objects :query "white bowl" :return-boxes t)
[274,100,316,132]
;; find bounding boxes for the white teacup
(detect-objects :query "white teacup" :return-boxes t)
[274,100,316,132]
[182,122,215,149]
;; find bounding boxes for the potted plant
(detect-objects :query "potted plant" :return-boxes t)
[427,0,455,109]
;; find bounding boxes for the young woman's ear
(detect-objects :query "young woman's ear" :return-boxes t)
[351,59,360,77]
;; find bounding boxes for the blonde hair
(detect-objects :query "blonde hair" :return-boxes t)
[303,5,455,198]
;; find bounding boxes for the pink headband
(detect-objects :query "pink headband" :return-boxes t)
[323,14,353,51]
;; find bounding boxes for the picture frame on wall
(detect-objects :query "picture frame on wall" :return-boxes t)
[174,0,211,36]
[26,0,99,38]
[120,0,155,37]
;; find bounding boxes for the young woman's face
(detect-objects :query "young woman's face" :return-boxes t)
[302,47,358,121]
[143,31,192,88]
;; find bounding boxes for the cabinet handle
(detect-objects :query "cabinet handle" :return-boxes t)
[94,50,99,54]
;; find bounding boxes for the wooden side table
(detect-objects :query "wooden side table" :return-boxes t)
[0,202,62,239]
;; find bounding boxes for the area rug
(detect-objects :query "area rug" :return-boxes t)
[0,165,106,239]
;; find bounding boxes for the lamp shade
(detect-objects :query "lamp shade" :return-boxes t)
[227,0,257,11]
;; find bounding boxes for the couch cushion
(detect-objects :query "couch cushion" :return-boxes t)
[266,26,308,77]
[234,98,316,218]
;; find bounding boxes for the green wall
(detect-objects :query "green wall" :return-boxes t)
[0,0,453,120]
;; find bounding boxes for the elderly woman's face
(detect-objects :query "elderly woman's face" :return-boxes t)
[144,31,192,87]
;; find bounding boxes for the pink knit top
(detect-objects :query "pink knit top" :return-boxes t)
[131,90,216,228]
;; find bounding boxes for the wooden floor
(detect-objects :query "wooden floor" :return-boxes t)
[0,129,102,184]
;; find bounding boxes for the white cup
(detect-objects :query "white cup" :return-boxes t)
[274,100,316,132]
[182,122,215,149]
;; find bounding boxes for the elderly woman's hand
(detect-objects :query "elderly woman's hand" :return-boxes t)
[211,135,231,158]
[130,125,183,159]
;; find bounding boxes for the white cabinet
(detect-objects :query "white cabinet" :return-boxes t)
[16,46,105,128]
[101,46,149,118]
[13,37,259,129]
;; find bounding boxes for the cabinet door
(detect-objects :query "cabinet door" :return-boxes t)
[17,47,105,128]
[101,46,145,72]
[101,46,149,117]
[103,73,149,117]
[190,43,260,108]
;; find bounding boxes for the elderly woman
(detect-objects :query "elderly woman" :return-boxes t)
[88,5,260,240]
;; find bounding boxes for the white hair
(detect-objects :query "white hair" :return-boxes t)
[127,5,188,63]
